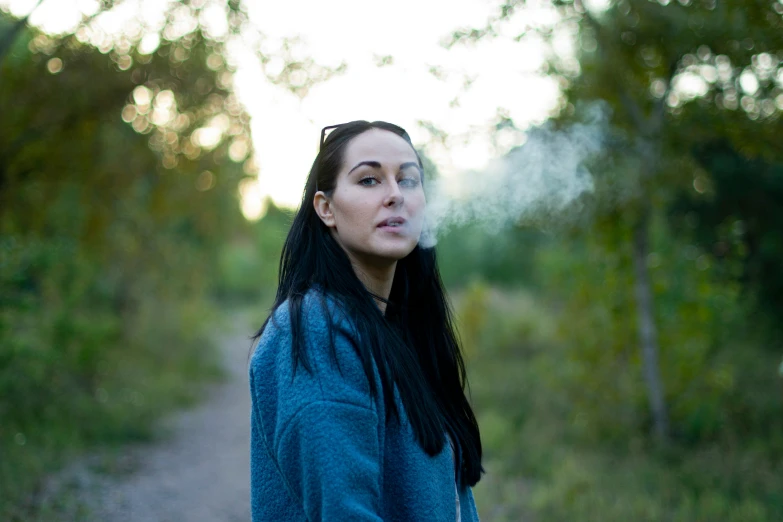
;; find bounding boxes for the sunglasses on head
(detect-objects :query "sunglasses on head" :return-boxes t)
[319,123,346,151]
[319,121,410,151]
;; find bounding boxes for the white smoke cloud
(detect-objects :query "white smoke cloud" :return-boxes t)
[420,103,609,247]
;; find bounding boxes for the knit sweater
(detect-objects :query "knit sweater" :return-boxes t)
[248,290,481,522]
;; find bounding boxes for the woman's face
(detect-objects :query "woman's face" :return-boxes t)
[314,128,426,267]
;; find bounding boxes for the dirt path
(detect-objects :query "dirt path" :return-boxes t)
[70,319,254,522]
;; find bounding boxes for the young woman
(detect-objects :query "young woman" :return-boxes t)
[249,120,483,521]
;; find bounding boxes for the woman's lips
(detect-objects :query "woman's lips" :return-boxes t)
[377,217,406,226]
[378,225,405,233]
[377,217,407,233]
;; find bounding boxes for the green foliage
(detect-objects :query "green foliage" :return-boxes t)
[444,1,783,519]
[0,4,276,516]
[449,0,783,436]
[436,224,542,289]
[532,210,783,444]
[670,140,783,329]
[214,202,291,303]
[0,234,224,520]
[459,287,783,522]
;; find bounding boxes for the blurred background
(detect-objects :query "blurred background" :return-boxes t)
[1,0,782,520]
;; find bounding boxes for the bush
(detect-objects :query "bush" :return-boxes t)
[0,235,223,520]
[532,211,781,445]
[457,286,783,522]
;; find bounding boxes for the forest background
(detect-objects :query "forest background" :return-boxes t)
[1,0,782,520]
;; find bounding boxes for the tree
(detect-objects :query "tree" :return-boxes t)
[0,3,342,515]
[447,0,783,441]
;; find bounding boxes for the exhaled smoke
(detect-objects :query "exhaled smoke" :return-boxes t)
[420,103,609,248]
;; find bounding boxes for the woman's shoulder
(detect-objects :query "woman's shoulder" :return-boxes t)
[264,287,353,337]
[251,287,358,368]
[249,287,375,409]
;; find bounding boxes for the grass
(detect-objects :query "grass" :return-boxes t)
[455,284,783,522]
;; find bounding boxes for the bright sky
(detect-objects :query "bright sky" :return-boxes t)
[1,0,578,214]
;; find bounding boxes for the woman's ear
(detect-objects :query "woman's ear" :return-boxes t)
[313,191,336,228]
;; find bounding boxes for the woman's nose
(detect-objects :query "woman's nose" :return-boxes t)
[384,181,404,207]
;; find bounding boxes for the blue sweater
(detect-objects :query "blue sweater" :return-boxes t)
[249,291,481,521]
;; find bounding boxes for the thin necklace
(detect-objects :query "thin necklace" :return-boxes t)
[367,290,389,304]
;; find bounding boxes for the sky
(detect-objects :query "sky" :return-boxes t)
[0,0,593,215]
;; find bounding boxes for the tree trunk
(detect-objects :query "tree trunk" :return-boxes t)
[632,203,669,441]
[587,6,673,442]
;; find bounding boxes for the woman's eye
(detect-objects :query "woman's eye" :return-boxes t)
[359,177,379,186]
[399,177,420,188]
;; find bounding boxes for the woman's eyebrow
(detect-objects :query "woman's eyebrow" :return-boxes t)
[399,162,421,172]
[348,160,421,175]
[348,160,381,175]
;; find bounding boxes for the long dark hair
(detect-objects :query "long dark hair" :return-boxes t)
[253,120,482,488]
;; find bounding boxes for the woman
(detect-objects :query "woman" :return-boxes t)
[249,120,483,521]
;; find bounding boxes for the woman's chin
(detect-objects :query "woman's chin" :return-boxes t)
[366,240,418,262]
